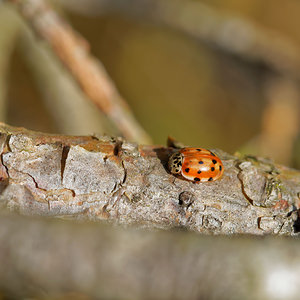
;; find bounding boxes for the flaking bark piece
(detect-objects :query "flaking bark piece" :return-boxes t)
[3,134,63,190]
[63,145,125,195]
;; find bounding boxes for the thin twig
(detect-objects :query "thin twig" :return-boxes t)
[8,0,152,144]
[260,77,300,165]
[0,4,22,122]
[18,25,110,135]
[60,0,300,80]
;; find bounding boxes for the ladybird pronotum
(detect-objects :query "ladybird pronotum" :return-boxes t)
[168,147,224,182]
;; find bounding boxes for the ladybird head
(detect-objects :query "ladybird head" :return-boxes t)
[168,151,183,174]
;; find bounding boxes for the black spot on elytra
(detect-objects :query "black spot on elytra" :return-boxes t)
[208,177,213,181]
[210,151,216,156]
[212,159,217,164]
[194,177,200,182]
[185,168,190,173]
[219,165,222,171]
[196,149,201,151]
[199,161,204,164]
[197,170,202,174]
[211,167,215,172]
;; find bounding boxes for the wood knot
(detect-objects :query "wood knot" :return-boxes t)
[178,191,195,208]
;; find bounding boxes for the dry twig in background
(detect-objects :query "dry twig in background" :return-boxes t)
[7,0,152,144]
[18,24,111,135]
[0,5,22,122]
[59,0,300,80]
[260,77,300,165]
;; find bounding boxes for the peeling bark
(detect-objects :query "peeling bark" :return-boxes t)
[0,122,300,235]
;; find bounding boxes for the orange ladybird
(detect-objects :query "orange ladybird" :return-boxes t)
[168,147,224,182]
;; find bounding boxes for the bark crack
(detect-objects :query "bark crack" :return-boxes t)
[0,153,9,177]
[0,134,11,177]
[121,160,127,185]
[61,145,70,181]
[236,161,254,205]
[113,138,123,156]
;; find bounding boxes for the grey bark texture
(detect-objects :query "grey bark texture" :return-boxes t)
[1,122,300,235]
[1,123,300,300]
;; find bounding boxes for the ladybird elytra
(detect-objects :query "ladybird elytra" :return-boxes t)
[168,147,224,182]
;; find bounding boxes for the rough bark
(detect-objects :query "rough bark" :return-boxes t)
[1,122,300,235]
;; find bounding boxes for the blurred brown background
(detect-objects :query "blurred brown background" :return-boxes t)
[1,0,300,167]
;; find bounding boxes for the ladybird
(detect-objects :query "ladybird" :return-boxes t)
[168,147,224,182]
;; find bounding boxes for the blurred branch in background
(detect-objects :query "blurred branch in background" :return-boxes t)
[0,5,21,122]
[18,25,112,135]
[58,0,300,79]
[260,78,300,165]
[1,212,300,300]
[6,0,152,144]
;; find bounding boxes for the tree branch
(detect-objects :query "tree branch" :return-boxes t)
[1,211,300,299]
[1,122,299,235]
